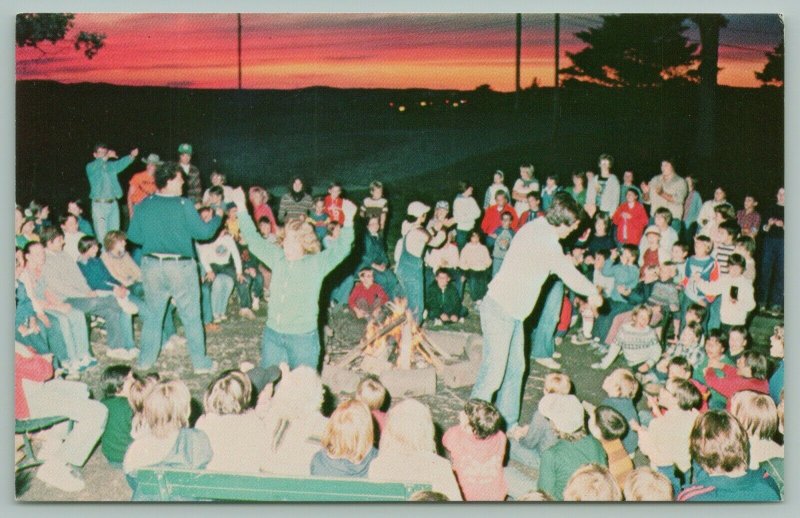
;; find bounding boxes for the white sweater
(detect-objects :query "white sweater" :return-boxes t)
[452,195,482,231]
[698,275,756,325]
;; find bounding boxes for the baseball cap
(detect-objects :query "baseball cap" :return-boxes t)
[178,143,193,155]
[407,201,431,218]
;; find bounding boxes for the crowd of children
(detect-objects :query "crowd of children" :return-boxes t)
[14,147,784,501]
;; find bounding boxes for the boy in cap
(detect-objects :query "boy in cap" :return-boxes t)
[177,143,202,205]
[127,153,163,217]
[85,143,139,245]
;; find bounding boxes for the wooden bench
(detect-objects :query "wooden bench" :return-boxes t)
[134,467,432,502]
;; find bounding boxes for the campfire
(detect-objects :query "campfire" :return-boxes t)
[336,298,453,373]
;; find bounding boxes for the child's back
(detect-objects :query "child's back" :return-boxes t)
[100,395,133,465]
[443,424,507,501]
[600,397,639,454]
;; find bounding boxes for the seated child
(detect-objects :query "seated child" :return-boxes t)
[311,399,378,478]
[648,356,709,414]
[592,245,640,341]
[425,269,467,325]
[656,322,705,375]
[592,305,661,372]
[730,390,784,471]
[595,265,659,350]
[599,368,640,455]
[588,406,634,488]
[727,325,750,361]
[638,226,663,275]
[99,365,138,467]
[670,242,689,284]
[348,268,389,320]
[195,370,269,473]
[443,399,507,501]
[622,467,674,501]
[677,410,780,501]
[704,351,770,409]
[128,373,159,439]
[458,231,492,304]
[76,236,139,317]
[355,376,388,434]
[308,196,330,242]
[562,464,622,502]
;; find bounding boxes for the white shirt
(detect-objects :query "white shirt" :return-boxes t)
[196,233,242,276]
[195,411,269,473]
[587,173,621,214]
[512,178,540,215]
[369,448,463,501]
[452,195,482,231]
[698,275,756,326]
[639,408,699,472]
[63,231,85,261]
[486,217,596,320]
[124,430,180,474]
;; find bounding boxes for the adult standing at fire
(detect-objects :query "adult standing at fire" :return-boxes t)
[471,193,603,431]
[85,143,138,246]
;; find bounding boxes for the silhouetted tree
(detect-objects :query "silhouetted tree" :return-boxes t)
[16,13,105,59]
[756,41,784,86]
[561,14,699,87]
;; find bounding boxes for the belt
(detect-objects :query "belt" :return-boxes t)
[93,198,116,203]
[145,254,192,261]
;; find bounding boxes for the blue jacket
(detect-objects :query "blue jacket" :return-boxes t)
[86,155,134,200]
[678,468,780,501]
[128,195,221,258]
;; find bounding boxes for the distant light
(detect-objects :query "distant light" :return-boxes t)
[398,106,406,112]
[460,99,467,104]
[419,101,427,107]
[452,102,459,108]
[444,99,450,104]
[389,102,394,107]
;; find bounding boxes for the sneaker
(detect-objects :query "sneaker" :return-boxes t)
[769,305,783,317]
[106,348,132,361]
[78,356,98,368]
[116,297,139,315]
[552,351,562,359]
[591,362,607,370]
[194,360,219,375]
[433,319,443,326]
[252,298,260,311]
[36,461,85,492]
[570,334,592,345]
[212,315,224,324]
[554,336,563,346]
[534,357,561,370]
[239,308,257,320]
[205,322,221,333]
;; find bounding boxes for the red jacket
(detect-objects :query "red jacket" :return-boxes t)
[705,364,769,410]
[324,195,344,225]
[348,281,389,312]
[481,204,518,236]
[15,347,54,419]
[515,209,544,231]
[612,202,649,245]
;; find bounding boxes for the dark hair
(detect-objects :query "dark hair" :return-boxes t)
[688,303,708,321]
[690,410,749,473]
[328,181,342,191]
[713,203,736,221]
[743,193,758,203]
[684,321,704,339]
[654,207,673,224]
[155,161,183,189]
[39,226,63,246]
[742,351,768,380]
[101,364,133,399]
[545,192,582,227]
[526,191,541,202]
[468,230,483,243]
[93,143,108,153]
[77,236,99,255]
[706,328,728,346]
[727,253,746,270]
[58,213,77,227]
[464,399,502,440]
[22,240,43,257]
[694,234,712,244]
[621,243,640,262]
[458,181,472,193]
[729,325,749,341]
[667,355,693,375]
[435,268,452,279]
[594,405,627,441]
[571,170,587,189]
[624,186,640,199]
[594,249,611,260]
[546,174,559,182]
[208,185,224,197]
[668,379,702,410]
[501,212,513,221]
[672,241,689,255]
[598,153,614,167]
[734,236,756,257]
[257,216,272,227]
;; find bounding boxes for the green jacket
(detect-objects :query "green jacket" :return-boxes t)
[239,211,354,334]
[538,434,607,500]
[86,155,134,200]
[425,282,465,320]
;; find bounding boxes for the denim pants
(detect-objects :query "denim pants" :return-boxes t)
[759,236,784,307]
[207,274,235,318]
[260,325,321,370]
[530,279,564,359]
[66,296,134,350]
[45,308,90,361]
[470,296,526,428]
[91,200,120,248]
[138,257,212,370]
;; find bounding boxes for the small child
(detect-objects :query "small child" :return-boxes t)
[712,220,739,275]
[677,410,780,501]
[651,207,679,256]
[730,390,784,470]
[655,356,709,414]
[694,253,756,330]
[205,185,225,213]
[638,226,663,275]
[657,321,705,375]
[128,373,159,439]
[324,182,345,225]
[308,196,330,242]
[458,231,492,304]
[490,212,515,276]
[355,376,388,434]
[360,180,388,231]
[311,399,378,478]
[99,365,137,467]
[348,268,389,320]
[681,235,719,311]
[622,467,674,501]
[592,305,661,373]
[733,235,757,282]
[704,351,770,409]
[632,379,702,493]
[442,399,507,501]
[515,191,544,230]
[603,245,640,305]
[612,188,648,246]
[483,170,510,209]
[670,242,689,284]
[599,368,640,455]
[425,269,466,325]
[591,250,615,298]
[540,174,560,211]
[562,464,622,502]
[587,213,615,255]
[203,171,234,205]
[588,406,634,488]
[645,262,681,339]
[727,325,750,361]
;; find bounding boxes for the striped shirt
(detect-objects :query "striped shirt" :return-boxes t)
[600,438,633,488]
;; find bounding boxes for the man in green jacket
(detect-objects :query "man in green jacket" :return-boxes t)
[85,143,138,245]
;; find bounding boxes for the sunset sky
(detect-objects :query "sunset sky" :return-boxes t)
[15,13,783,90]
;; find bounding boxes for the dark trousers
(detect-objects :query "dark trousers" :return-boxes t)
[758,237,784,307]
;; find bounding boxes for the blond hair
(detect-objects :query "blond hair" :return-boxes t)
[129,375,158,436]
[622,467,673,501]
[603,368,639,399]
[356,376,387,411]
[516,490,553,501]
[380,399,435,454]
[631,304,653,322]
[543,372,572,395]
[731,390,779,441]
[143,380,192,439]
[321,400,374,464]
[262,366,325,451]
[204,370,253,416]
[276,218,321,255]
[562,464,622,501]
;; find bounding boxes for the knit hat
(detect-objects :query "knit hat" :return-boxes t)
[177,143,193,155]
[407,201,431,218]
[644,225,661,236]
[538,394,585,434]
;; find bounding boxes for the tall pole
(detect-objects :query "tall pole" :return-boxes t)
[237,13,243,90]
[552,13,561,140]
[515,13,521,110]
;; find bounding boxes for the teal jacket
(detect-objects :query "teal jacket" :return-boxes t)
[127,195,221,258]
[86,155,134,199]
[538,435,607,500]
[239,211,354,334]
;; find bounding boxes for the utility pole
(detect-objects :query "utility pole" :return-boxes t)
[552,13,561,140]
[237,13,243,90]
[515,13,521,110]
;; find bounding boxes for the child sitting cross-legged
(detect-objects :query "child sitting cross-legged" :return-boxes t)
[654,321,705,378]
[592,305,661,373]
[310,399,378,478]
[587,406,634,488]
[425,268,467,325]
[348,268,389,320]
[443,399,507,501]
[642,356,709,416]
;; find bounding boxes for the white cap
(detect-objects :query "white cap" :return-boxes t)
[538,394,585,434]
[644,225,661,236]
[407,201,431,218]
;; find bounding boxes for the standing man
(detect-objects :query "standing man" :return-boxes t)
[127,153,163,217]
[471,193,603,431]
[587,153,621,215]
[642,159,688,225]
[177,143,203,206]
[85,143,138,245]
[127,162,221,374]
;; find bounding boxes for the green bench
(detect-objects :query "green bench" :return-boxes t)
[134,467,432,502]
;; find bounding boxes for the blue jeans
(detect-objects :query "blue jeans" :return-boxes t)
[260,325,321,370]
[470,296,526,428]
[530,279,563,359]
[67,296,133,350]
[91,200,120,248]
[492,258,504,277]
[46,308,90,361]
[508,438,542,469]
[138,257,212,370]
[210,274,234,318]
